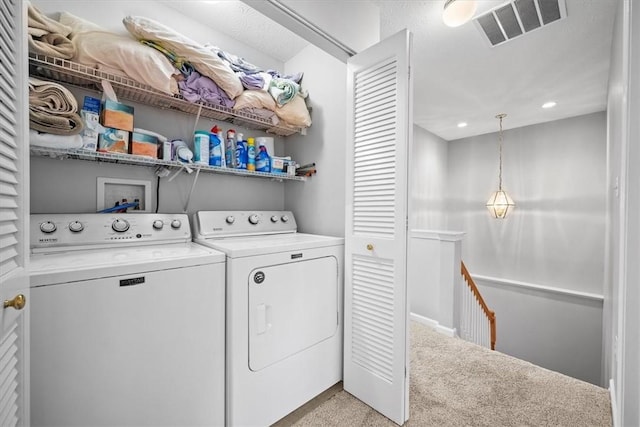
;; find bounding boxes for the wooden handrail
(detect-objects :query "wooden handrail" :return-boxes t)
[461,261,496,350]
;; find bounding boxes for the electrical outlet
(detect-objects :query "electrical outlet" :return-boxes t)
[97,177,152,212]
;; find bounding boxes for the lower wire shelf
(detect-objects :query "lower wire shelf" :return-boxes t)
[30,146,307,182]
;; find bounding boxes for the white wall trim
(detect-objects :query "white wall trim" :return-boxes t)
[410,313,457,337]
[410,229,465,242]
[610,379,619,427]
[473,274,604,302]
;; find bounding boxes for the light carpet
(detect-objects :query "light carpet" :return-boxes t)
[290,321,612,426]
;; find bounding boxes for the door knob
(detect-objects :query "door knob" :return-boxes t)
[4,294,26,310]
[366,244,374,251]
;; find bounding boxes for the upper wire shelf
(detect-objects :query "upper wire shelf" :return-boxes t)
[28,53,303,137]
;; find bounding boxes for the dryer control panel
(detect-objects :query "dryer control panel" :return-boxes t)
[30,213,191,252]
[193,211,297,239]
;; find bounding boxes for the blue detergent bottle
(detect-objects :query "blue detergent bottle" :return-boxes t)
[235,133,248,169]
[255,142,271,172]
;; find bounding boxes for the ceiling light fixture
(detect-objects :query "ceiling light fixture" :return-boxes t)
[443,0,478,27]
[542,101,557,109]
[457,122,468,128]
[486,113,515,219]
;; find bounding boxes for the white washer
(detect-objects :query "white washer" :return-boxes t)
[29,213,225,427]
[193,211,344,426]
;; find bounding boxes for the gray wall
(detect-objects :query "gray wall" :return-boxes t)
[283,44,347,237]
[447,112,606,295]
[604,1,640,424]
[474,277,603,385]
[603,0,625,395]
[623,1,640,420]
[445,112,607,385]
[410,125,448,230]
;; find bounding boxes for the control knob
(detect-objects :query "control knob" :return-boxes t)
[270,215,279,223]
[152,220,164,230]
[40,221,56,234]
[225,215,235,225]
[112,218,130,233]
[68,221,84,233]
[171,219,182,229]
[281,215,290,223]
[248,214,260,225]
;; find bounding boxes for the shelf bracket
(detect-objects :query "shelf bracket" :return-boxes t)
[167,162,193,182]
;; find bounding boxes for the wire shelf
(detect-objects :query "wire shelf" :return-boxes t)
[30,146,307,182]
[28,53,304,137]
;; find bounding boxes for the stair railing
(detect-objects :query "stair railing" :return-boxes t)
[460,261,496,350]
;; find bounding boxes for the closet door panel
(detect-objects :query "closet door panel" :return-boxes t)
[344,29,413,426]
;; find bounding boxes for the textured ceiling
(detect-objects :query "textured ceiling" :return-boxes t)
[166,0,308,63]
[170,0,617,141]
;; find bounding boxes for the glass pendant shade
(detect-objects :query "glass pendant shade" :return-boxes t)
[443,0,477,27]
[486,190,515,219]
[487,113,514,219]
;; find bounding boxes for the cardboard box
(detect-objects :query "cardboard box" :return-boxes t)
[130,131,158,158]
[100,99,134,132]
[98,128,129,154]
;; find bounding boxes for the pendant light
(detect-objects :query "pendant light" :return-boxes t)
[486,113,515,219]
[442,0,477,27]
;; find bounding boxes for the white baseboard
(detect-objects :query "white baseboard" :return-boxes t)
[609,379,619,427]
[410,313,457,337]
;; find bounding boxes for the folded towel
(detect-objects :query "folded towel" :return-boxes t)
[27,4,75,59]
[268,78,300,107]
[28,32,75,59]
[27,4,72,37]
[29,129,83,149]
[29,77,78,114]
[29,110,84,135]
[29,77,83,135]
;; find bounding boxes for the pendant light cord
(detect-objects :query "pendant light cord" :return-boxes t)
[496,113,506,191]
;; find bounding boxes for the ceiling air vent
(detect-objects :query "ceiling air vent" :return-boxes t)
[474,0,567,47]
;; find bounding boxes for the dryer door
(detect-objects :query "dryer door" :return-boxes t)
[248,256,338,371]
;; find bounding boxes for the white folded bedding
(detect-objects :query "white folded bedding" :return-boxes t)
[30,129,83,149]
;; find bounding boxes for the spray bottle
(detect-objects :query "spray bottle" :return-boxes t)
[225,129,236,168]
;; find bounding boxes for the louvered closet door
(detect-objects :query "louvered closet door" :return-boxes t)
[0,0,30,426]
[344,29,412,426]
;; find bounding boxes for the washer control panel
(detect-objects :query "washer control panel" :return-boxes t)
[193,211,297,238]
[30,213,191,251]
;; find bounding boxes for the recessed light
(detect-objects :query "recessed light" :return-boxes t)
[457,122,468,128]
[542,101,557,109]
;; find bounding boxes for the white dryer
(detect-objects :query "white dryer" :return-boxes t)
[29,213,225,427]
[193,211,344,426]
